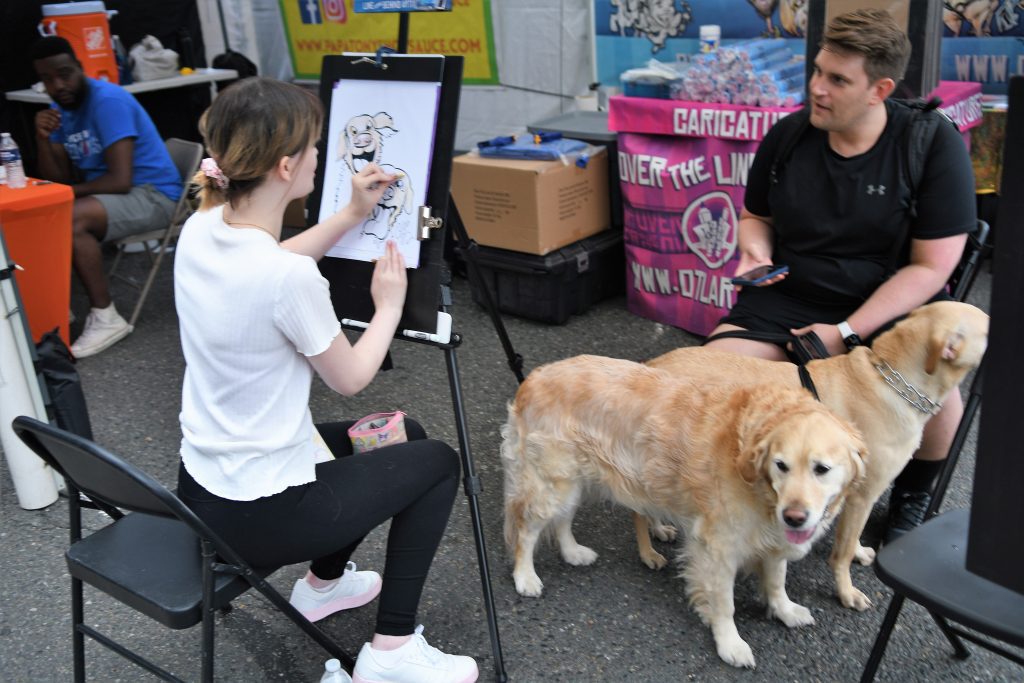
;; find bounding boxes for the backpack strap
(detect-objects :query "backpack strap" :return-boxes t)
[900,97,949,221]
[769,106,811,187]
[883,97,956,273]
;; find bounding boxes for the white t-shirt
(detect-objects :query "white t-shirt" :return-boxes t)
[175,205,341,500]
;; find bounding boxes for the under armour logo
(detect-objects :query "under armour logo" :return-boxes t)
[867,184,886,195]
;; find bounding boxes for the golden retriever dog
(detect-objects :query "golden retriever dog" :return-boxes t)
[647,301,989,612]
[502,355,865,668]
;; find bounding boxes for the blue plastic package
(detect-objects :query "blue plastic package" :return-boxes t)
[477,136,588,161]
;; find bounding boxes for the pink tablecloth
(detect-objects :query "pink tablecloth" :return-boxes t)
[608,81,982,336]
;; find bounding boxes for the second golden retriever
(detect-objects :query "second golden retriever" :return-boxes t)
[502,355,865,668]
[647,301,989,611]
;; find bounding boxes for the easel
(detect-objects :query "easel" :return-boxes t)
[394,12,525,383]
[308,43,515,681]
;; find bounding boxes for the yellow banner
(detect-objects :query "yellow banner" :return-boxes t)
[279,0,497,84]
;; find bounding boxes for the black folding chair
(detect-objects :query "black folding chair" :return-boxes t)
[949,219,991,303]
[859,358,1024,681]
[12,416,354,682]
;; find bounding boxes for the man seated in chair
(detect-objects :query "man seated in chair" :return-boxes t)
[704,9,977,542]
[30,36,182,358]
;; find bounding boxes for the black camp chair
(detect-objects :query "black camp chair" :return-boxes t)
[859,358,1024,681]
[12,416,354,682]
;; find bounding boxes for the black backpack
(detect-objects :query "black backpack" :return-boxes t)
[769,98,958,220]
[211,49,258,90]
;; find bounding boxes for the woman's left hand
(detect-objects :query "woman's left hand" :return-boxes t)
[348,163,399,219]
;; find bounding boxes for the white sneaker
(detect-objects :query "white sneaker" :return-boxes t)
[70,305,133,358]
[352,625,478,683]
[289,562,382,622]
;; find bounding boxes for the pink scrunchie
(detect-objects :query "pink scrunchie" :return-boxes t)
[200,157,229,189]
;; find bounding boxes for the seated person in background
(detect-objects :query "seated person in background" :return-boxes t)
[30,36,181,358]
[707,9,976,542]
[174,77,477,683]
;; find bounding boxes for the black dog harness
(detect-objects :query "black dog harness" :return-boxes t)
[701,329,834,400]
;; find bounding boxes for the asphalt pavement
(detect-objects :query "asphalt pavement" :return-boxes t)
[1,244,1018,682]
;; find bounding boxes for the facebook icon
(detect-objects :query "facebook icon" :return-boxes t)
[299,0,322,24]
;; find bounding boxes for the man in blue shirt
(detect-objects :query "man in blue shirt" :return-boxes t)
[31,36,182,358]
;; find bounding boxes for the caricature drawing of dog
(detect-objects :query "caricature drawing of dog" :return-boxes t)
[363,164,414,240]
[337,112,397,175]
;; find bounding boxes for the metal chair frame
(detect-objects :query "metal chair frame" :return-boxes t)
[108,138,203,327]
[13,416,353,683]
[860,356,1024,680]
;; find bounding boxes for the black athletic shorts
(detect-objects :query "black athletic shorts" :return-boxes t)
[718,285,952,344]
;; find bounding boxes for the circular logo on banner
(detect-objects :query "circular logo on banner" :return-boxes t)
[680,191,738,270]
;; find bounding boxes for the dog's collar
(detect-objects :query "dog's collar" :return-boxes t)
[873,359,943,416]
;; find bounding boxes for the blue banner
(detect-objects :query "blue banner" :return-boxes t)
[594,1,1024,94]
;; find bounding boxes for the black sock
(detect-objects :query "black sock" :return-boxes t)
[893,458,944,493]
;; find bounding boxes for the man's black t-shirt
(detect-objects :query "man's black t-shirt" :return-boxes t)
[743,99,976,308]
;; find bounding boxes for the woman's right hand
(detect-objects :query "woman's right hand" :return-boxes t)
[370,240,407,315]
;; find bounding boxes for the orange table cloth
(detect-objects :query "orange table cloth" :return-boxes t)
[0,180,73,345]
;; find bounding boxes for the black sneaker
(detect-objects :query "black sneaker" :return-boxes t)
[884,488,932,545]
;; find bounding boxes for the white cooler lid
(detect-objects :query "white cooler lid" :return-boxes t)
[42,2,108,17]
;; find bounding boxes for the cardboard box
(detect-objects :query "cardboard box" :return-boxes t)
[451,148,610,256]
[528,111,623,230]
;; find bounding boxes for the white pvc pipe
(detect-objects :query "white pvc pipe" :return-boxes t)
[0,241,59,510]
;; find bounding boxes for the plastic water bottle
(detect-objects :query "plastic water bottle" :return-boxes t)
[319,658,352,682]
[0,133,27,189]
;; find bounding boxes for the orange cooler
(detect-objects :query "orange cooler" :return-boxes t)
[39,1,119,84]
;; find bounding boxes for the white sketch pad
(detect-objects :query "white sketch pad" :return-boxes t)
[319,78,441,268]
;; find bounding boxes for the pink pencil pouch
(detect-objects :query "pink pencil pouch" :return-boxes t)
[348,411,408,453]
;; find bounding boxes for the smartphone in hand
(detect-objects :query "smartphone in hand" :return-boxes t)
[730,264,789,287]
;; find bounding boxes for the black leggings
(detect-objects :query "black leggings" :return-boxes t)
[176,418,460,636]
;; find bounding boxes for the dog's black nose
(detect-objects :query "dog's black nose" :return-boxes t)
[783,510,807,527]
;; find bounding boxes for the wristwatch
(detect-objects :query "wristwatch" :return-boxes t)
[837,320,862,350]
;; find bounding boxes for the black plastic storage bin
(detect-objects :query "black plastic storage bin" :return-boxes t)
[465,229,624,324]
[527,111,623,230]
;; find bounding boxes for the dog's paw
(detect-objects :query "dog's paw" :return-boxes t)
[854,544,876,566]
[561,544,598,566]
[639,548,667,570]
[651,522,678,542]
[772,602,815,628]
[513,571,544,598]
[716,635,756,669]
[838,586,873,611]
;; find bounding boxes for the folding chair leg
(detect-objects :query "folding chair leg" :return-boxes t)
[72,576,86,683]
[109,248,125,278]
[126,246,168,328]
[860,594,907,683]
[201,541,216,683]
[246,572,355,671]
[930,611,971,659]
